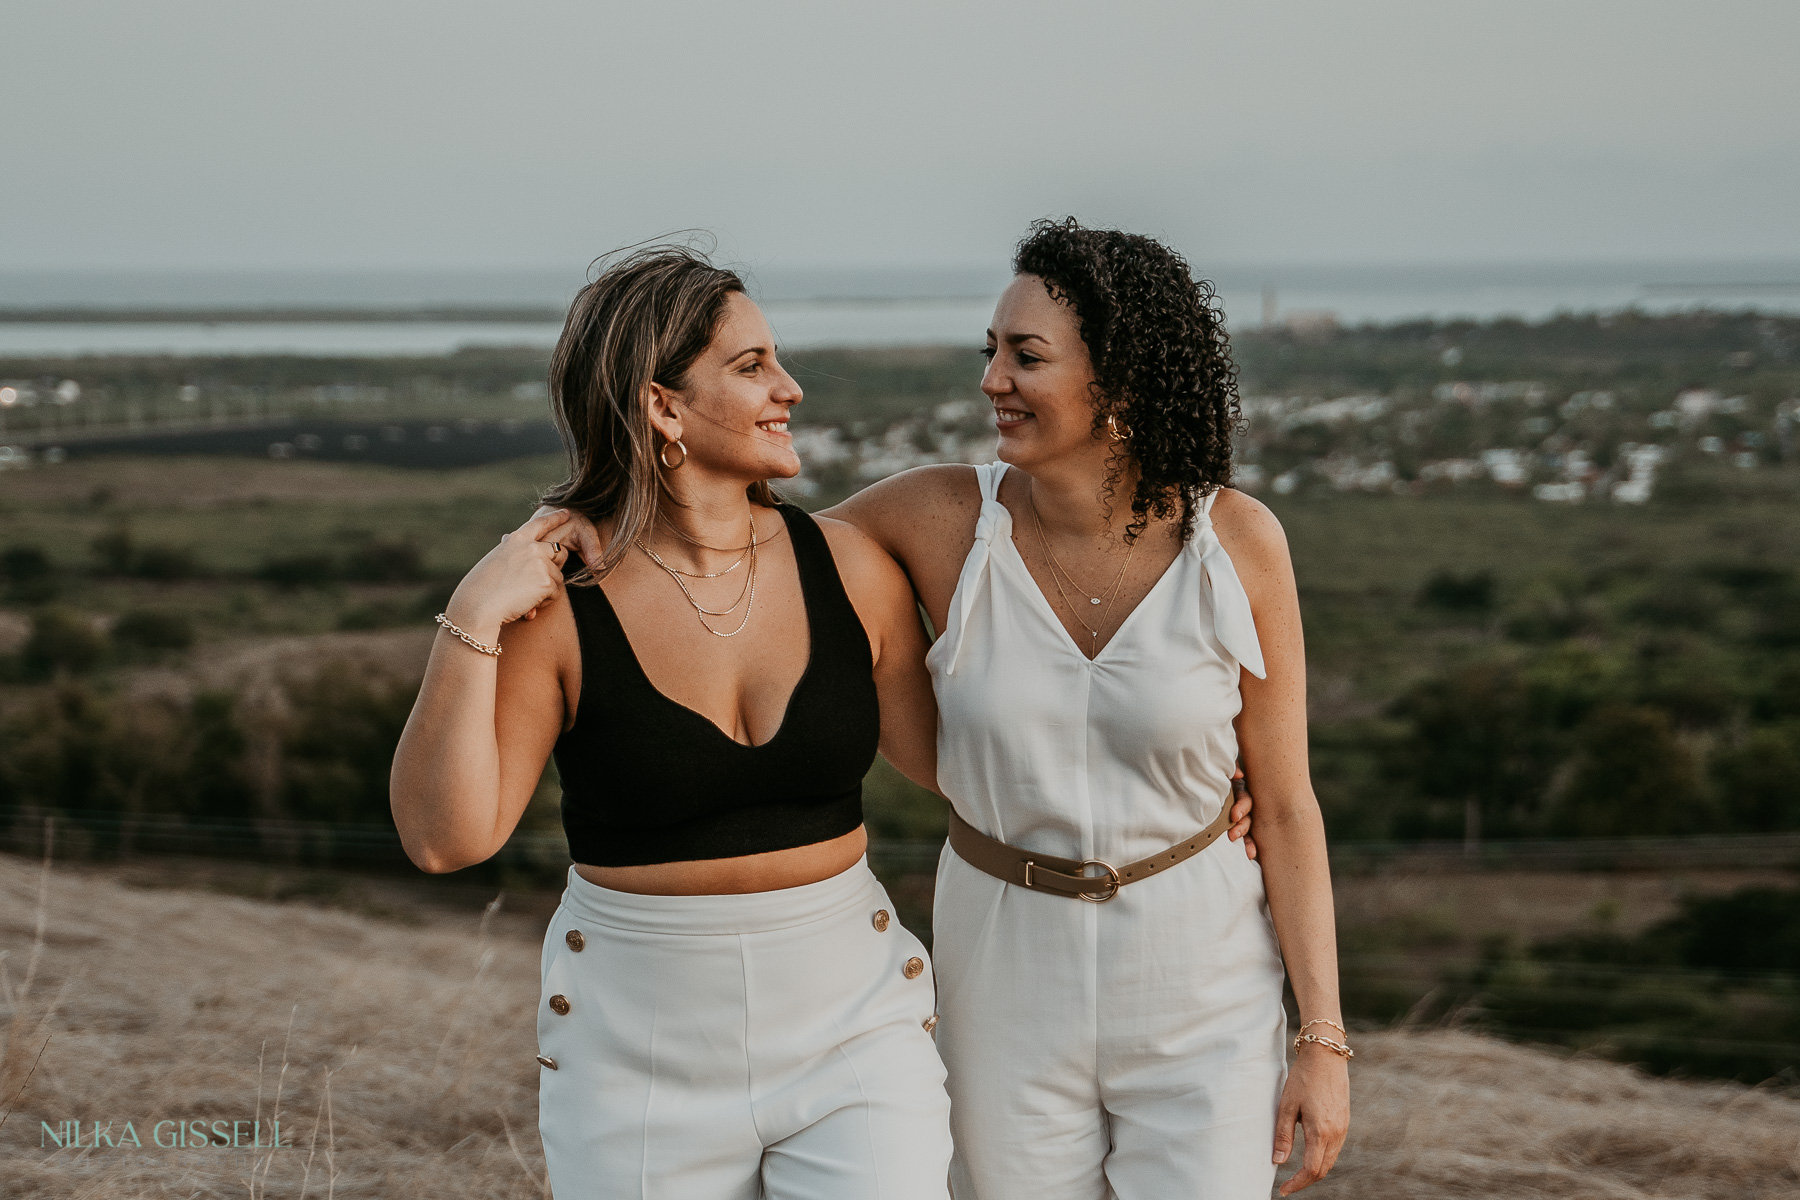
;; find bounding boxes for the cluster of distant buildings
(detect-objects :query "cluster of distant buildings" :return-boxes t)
[1251,442,1673,504]
[771,382,1798,506]
[1227,385,1794,505]
[0,379,82,408]
[8,367,1795,508]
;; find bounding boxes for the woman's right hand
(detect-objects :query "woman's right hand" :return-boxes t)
[1228,767,1258,860]
[441,509,574,638]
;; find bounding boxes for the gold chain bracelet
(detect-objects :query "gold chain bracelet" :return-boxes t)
[1294,1032,1355,1059]
[1299,1018,1349,1039]
[435,613,501,657]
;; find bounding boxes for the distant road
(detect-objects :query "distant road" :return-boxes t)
[1639,281,1800,295]
[9,415,564,467]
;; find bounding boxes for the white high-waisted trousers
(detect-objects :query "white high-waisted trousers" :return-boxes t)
[536,859,953,1200]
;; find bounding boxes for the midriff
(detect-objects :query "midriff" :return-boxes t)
[573,825,868,895]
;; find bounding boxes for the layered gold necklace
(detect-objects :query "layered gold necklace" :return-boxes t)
[635,514,761,637]
[657,516,786,574]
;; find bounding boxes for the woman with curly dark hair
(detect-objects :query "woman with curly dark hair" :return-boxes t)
[828,218,1348,1198]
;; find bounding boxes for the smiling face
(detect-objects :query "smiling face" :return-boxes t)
[981,274,1107,472]
[649,291,803,483]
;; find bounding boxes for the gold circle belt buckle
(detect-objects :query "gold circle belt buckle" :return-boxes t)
[1076,859,1122,903]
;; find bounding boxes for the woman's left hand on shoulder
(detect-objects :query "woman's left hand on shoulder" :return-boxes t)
[1272,1041,1350,1194]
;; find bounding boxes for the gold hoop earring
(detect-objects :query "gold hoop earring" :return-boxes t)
[659,438,688,469]
[1106,414,1130,443]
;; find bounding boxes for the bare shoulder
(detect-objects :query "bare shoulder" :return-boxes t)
[814,513,909,591]
[822,463,981,526]
[815,511,888,557]
[818,463,987,586]
[496,580,581,661]
[1208,487,1292,574]
[493,580,582,726]
[812,514,918,663]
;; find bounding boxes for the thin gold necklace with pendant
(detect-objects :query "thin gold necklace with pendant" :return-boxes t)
[1028,484,1137,653]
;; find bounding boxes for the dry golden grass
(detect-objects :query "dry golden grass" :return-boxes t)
[2,847,1796,1199]
[1332,1033,1800,1198]
[0,844,552,1199]
[1336,868,1800,943]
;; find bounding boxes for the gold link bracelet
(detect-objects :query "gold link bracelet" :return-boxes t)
[435,613,502,657]
[1293,1031,1355,1059]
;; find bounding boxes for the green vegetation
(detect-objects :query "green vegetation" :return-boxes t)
[1447,885,1800,1083]
[1236,309,1797,397]
[0,346,552,440]
[4,311,1799,1081]
[1272,488,1800,842]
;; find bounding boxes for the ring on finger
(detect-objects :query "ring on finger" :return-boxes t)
[551,542,562,554]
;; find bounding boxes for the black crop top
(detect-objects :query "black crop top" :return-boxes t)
[552,503,880,867]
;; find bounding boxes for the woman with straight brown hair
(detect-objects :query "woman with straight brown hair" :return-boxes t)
[389,244,959,1199]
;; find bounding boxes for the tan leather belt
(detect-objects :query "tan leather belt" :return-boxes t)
[947,803,1236,902]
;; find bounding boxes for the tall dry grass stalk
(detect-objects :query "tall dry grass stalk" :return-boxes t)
[1,847,1796,1198]
[242,1004,295,1200]
[1311,1030,1800,1198]
[431,894,503,1093]
[1,820,69,1109]
[1,847,546,1198]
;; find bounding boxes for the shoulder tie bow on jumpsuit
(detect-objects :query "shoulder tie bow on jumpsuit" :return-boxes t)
[926,462,1288,1200]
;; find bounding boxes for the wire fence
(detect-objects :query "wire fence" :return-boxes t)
[0,807,953,887]
[1342,951,1800,992]
[5,806,1794,1081]
[1329,833,1800,873]
[5,807,1797,877]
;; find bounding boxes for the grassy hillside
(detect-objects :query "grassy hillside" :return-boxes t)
[2,850,1796,1198]
[4,316,1799,1085]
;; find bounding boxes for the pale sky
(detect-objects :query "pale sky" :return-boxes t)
[4,0,1797,271]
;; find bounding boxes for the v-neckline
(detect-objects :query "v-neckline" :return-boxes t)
[592,504,816,749]
[992,498,1189,664]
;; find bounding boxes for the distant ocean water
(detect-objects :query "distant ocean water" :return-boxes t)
[1,262,1796,357]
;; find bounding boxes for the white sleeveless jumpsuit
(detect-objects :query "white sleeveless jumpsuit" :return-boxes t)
[926,462,1288,1199]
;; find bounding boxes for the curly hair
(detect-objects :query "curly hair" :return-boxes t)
[1012,217,1241,544]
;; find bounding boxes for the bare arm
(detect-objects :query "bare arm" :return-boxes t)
[1215,489,1348,1194]
[389,511,574,873]
[819,465,969,560]
[818,516,941,796]
[820,465,981,634]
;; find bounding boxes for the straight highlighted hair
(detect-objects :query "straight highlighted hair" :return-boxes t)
[540,243,778,582]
